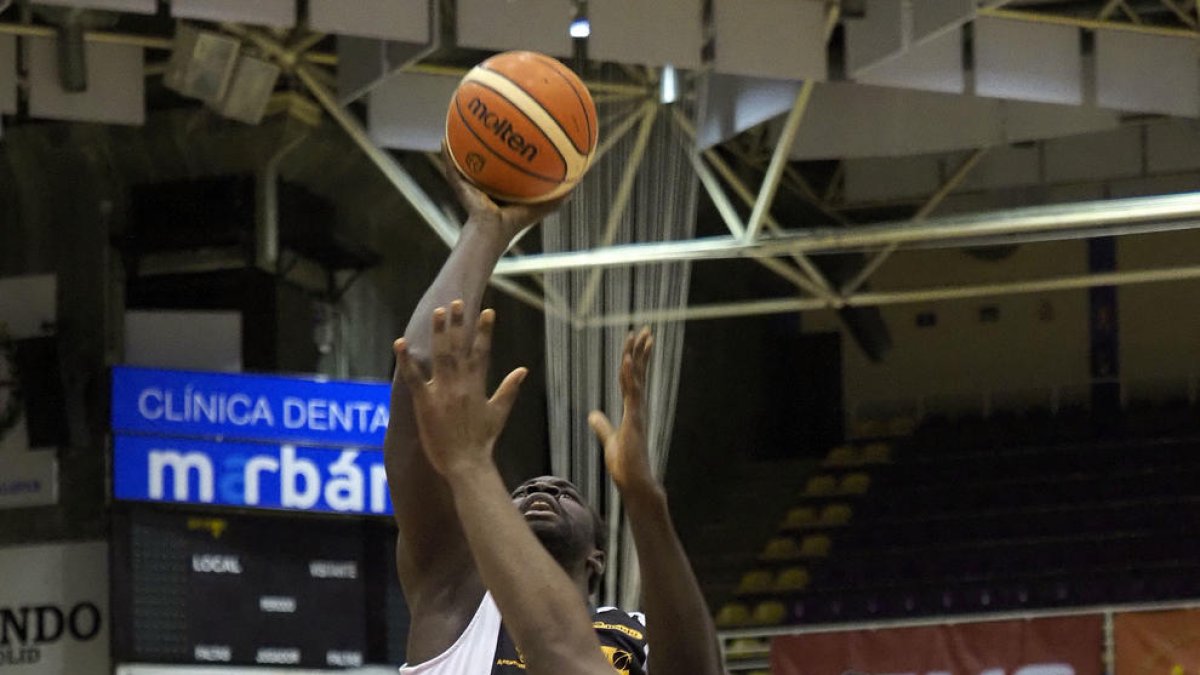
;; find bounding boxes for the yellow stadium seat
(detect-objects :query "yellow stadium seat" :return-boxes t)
[799,534,832,557]
[804,475,838,496]
[862,442,893,464]
[727,638,770,658]
[823,445,859,467]
[819,503,853,526]
[751,600,787,626]
[774,566,810,592]
[761,536,802,561]
[737,570,774,595]
[748,671,772,675]
[715,602,752,628]
[840,472,871,494]
[781,506,817,530]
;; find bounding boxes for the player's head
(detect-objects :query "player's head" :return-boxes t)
[511,475,606,595]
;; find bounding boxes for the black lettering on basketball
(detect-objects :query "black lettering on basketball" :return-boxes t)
[454,91,565,185]
[467,97,539,163]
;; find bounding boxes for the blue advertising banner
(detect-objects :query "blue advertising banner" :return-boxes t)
[113,434,392,516]
[111,367,391,448]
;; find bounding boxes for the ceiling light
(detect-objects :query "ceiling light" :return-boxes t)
[569,19,590,38]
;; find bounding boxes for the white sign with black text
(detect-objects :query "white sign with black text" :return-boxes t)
[0,541,109,674]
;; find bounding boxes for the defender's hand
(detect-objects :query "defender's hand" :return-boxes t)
[441,144,567,241]
[589,328,659,496]
[394,301,527,477]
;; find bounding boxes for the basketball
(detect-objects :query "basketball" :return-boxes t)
[445,51,599,204]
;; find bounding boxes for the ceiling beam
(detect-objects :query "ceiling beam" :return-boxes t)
[494,192,1200,275]
[979,7,1199,38]
[583,263,1200,325]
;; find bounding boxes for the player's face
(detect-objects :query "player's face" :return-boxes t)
[511,476,597,563]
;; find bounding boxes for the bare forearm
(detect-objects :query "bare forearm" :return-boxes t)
[384,220,515,590]
[623,487,724,675]
[403,220,511,357]
[445,464,613,675]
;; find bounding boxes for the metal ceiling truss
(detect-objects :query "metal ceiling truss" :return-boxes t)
[984,1,1200,37]
[3,1,1197,326]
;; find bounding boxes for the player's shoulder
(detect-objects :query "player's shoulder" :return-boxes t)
[592,606,649,673]
[591,606,648,642]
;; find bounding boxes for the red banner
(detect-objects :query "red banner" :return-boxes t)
[1115,609,1200,675]
[771,616,1103,675]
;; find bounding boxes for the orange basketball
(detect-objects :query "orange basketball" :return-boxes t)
[445,51,599,204]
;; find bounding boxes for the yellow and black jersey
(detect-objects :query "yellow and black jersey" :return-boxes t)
[490,606,649,674]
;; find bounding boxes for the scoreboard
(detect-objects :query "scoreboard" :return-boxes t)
[111,508,407,668]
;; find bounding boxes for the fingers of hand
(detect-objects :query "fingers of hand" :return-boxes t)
[394,339,428,392]
[442,142,496,212]
[489,367,528,420]
[588,410,615,446]
[430,307,458,378]
[620,352,644,403]
[622,330,636,360]
[509,190,569,226]
[631,327,653,383]
[634,326,652,362]
[471,308,496,368]
[447,299,467,355]
[440,142,466,195]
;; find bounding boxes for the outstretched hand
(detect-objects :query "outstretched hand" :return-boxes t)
[394,300,527,478]
[589,327,659,496]
[441,143,568,241]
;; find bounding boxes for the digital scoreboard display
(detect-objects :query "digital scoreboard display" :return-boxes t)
[112,509,393,669]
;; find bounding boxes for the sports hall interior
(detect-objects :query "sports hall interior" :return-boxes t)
[1,1,1199,674]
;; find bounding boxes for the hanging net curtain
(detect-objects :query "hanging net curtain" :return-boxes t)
[541,72,701,608]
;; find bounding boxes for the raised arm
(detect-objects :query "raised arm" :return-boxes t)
[395,304,616,675]
[384,152,561,659]
[589,329,724,675]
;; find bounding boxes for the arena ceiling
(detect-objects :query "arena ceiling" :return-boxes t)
[0,0,1198,325]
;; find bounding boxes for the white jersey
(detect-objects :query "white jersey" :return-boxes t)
[400,592,649,675]
[399,593,505,674]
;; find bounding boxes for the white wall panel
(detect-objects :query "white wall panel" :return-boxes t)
[696,74,802,150]
[171,0,296,28]
[1001,100,1118,144]
[1109,173,1200,199]
[1146,120,1200,174]
[337,38,435,105]
[1096,30,1200,117]
[976,17,1082,105]
[28,37,144,125]
[856,28,963,94]
[368,71,459,152]
[589,0,703,68]
[126,310,242,372]
[790,84,999,159]
[1044,125,1142,183]
[958,144,1041,191]
[844,155,942,202]
[913,0,973,43]
[310,0,429,43]
[713,0,826,81]
[457,0,574,58]
[845,0,904,77]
